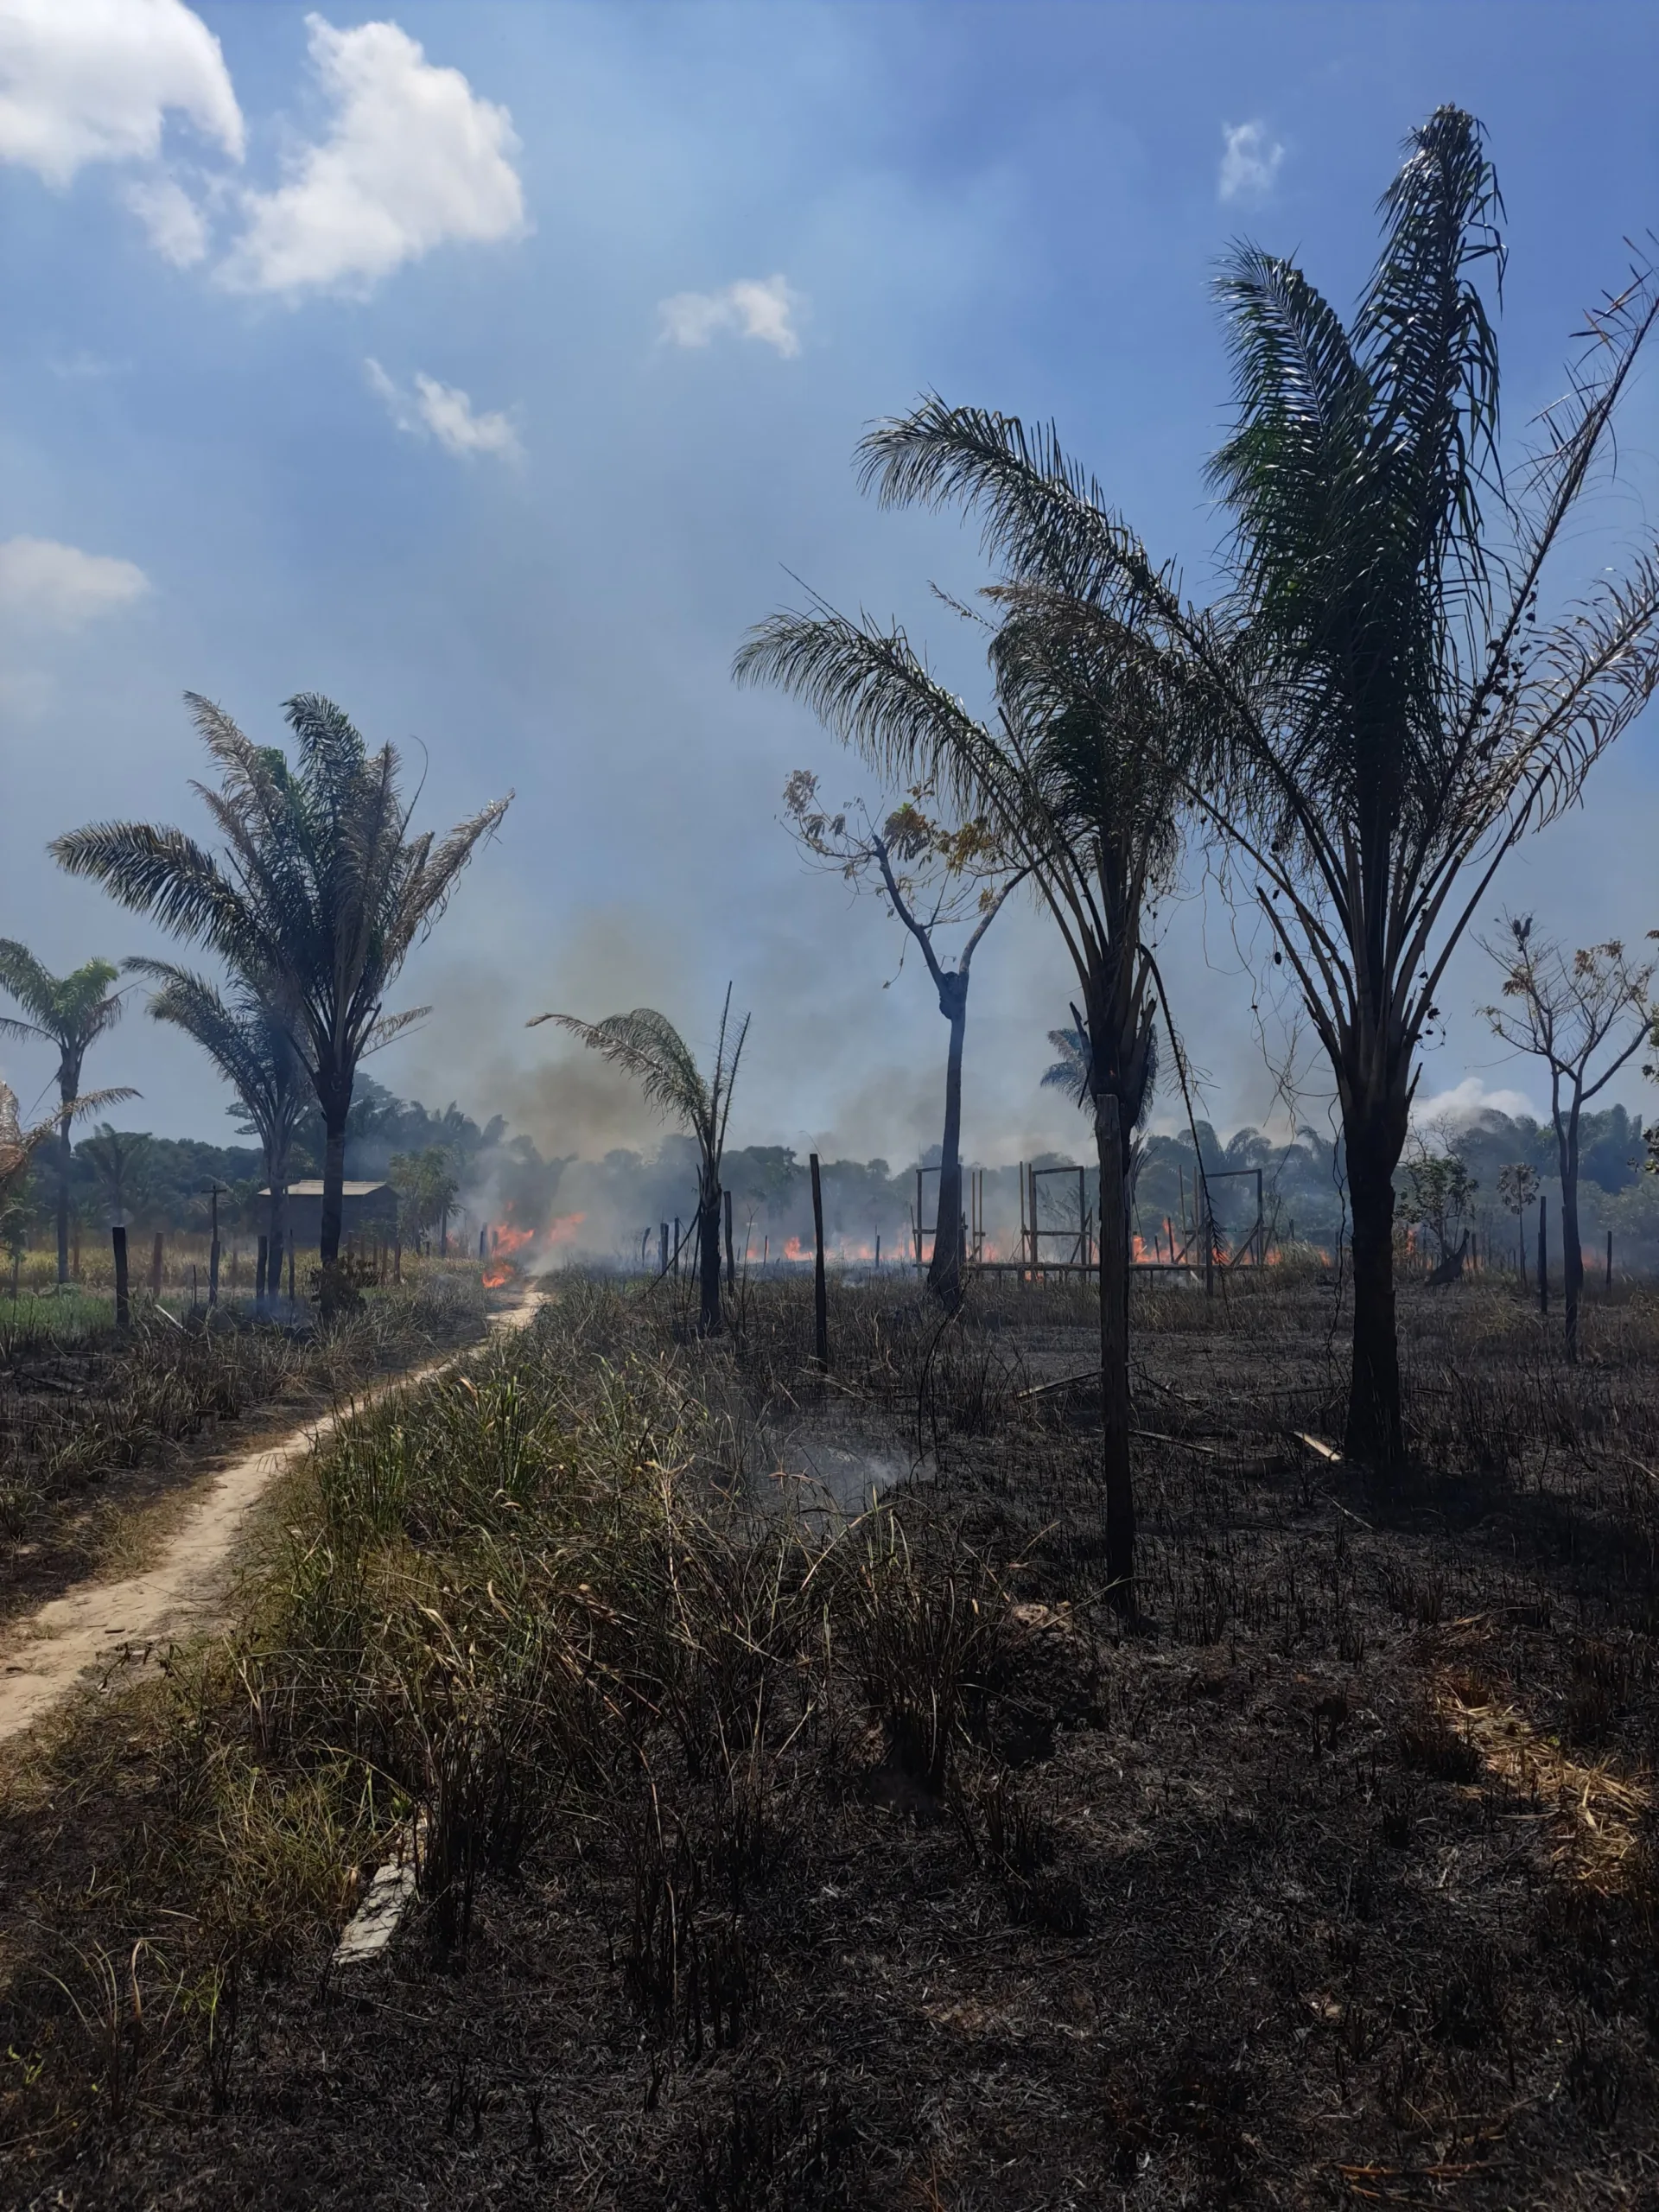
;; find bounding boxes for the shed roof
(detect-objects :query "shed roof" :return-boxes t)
[258,1180,393,1199]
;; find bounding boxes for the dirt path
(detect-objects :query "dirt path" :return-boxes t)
[0,1292,542,1749]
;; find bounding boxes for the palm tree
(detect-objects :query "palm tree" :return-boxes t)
[0,946,135,1281]
[127,960,308,1304]
[1186,107,1659,1462]
[530,989,748,1332]
[54,693,510,1310]
[738,429,1217,1608]
[77,1123,156,1227]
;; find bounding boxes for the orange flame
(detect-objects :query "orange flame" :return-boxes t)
[482,1211,588,1286]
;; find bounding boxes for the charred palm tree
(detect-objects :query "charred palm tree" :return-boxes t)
[738,448,1218,1608]
[128,960,309,1305]
[1190,108,1659,1462]
[54,694,509,1311]
[529,990,748,1332]
[0,946,135,1281]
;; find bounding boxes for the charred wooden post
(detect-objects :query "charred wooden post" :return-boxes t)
[1538,1198,1548,1316]
[810,1152,828,1370]
[112,1226,129,1328]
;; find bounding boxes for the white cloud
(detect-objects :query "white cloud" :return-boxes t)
[365,357,522,461]
[1218,118,1283,206]
[124,171,207,264]
[220,15,524,297]
[0,536,149,628]
[658,275,802,358]
[0,0,242,188]
[1413,1076,1544,1128]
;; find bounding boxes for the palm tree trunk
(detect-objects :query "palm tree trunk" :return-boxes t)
[55,1105,72,1286]
[1093,1091,1135,1612]
[697,1176,722,1333]
[320,1106,348,1313]
[927,976,969,1312]
[1344,1111,1406,1467]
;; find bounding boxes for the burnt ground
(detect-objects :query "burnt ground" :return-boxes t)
[6,1270,1659,2209]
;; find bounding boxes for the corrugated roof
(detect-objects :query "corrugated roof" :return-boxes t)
[257,1181,393,1198]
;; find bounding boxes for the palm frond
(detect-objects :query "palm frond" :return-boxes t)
[530,1008,712,1135]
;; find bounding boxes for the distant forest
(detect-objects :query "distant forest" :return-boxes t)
[9,1077,1656,1270]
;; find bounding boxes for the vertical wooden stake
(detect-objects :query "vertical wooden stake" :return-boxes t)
[1538,1198,1548,1317]
[208,1186,221,1307]
[724,1188,734,1288]
[112,1227,130,1327]
[672,1217,681,1278]
[810,1153,828,1370]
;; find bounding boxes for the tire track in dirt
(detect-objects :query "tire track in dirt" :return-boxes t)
[0,1291,543,1748]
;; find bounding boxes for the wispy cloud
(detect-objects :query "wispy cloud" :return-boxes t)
[1218,119,1283,206]
[0,537,149,627]
[365,359,523,461]
[0,0,243,188]
[220,16,525,296]
[658,275,802,358]
[124,174,209,267]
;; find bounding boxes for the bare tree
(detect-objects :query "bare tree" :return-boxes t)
[783,770,1022,1306]
[1496,1160,1540,1285]
[1481,917,1656,1357]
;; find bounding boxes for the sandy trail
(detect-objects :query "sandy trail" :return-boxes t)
[0,1292,542,1749]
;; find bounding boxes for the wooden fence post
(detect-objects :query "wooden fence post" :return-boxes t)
[112,1226,130,1327]
[1538,1198,1548,1317]
[810,1153,828,1370]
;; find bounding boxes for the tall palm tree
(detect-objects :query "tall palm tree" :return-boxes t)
[54,693,510,1310]
[127,960,308,1305]
[0,946,135,1281]
[1187,108,1659,1463]
[530,989,748,1333]
[738,433,1218,1608]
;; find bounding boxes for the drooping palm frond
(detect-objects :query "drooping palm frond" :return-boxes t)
[529,1007,714,1143]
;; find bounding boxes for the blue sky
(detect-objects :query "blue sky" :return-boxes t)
[3,1,1657,1168]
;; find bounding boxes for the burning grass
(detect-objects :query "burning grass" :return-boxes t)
[7,1268,1659,2202]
